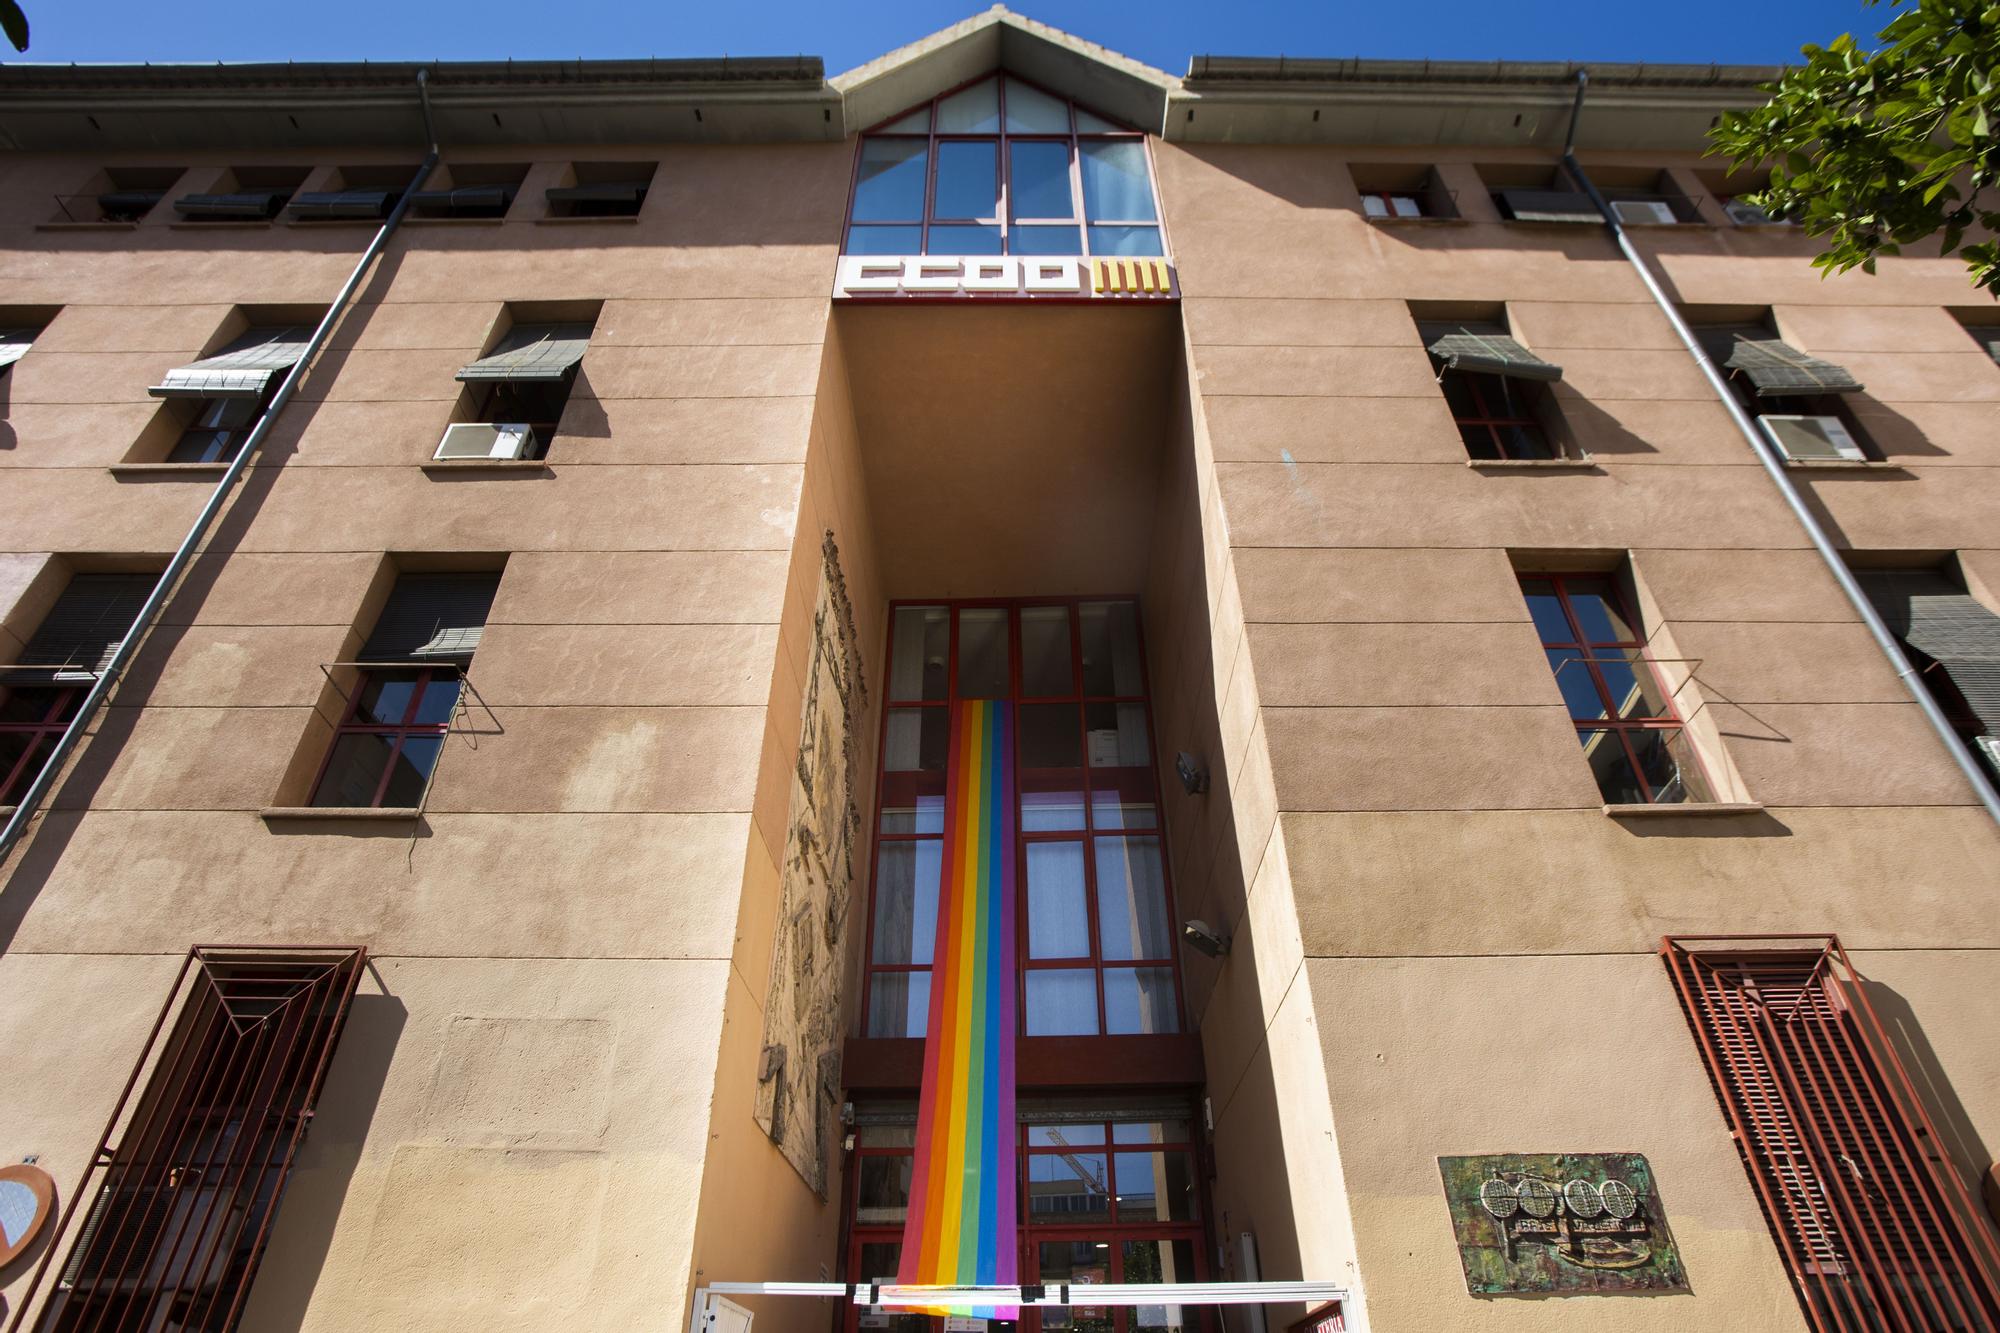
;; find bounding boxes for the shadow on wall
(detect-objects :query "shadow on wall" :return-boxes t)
[1862,978,1997,1211]
[0,248,411,951]
[1138,328,1318,1297]
[239,976,409,1331]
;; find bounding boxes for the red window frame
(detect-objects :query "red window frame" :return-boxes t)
[307,666,460,809]
[0,684,84,805]
[843,71,1169,260]
[1359,190,1424,219]
[1441,369,1554,460]
[1662,935,2000,1332]
[844,1117,1213,1333]
[861,598,1187,1041]
[1520,571,1715,805]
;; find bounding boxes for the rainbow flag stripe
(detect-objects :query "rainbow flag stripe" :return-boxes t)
[898,698,1018,1314]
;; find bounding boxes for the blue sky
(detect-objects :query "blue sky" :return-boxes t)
[7,0,1881,72]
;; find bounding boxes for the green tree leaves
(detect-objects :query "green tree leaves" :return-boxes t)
[1711,0,2000,292]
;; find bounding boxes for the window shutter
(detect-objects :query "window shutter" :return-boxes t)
[286,189,396,220]
[16,573,158,675]
[1857,570,2000,736]
[456,322,593,384]
[1697,328,1864,398]
[1420,323,1563,382]
[360,572,499,663]
[1663,937,2000,1330]
[151,326,314,399]
[1495,188,1599,223]
[544,181,649,207]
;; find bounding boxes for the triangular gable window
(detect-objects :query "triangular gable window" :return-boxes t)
[845,73,1163,261]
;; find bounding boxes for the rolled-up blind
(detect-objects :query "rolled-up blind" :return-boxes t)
[151,325,313,399]
[1857,569,2000,734]
[17,573,158,674]
[1421,323,1563,382]
[360,573,500,663]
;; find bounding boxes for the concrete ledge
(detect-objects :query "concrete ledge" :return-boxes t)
[168,220,275,230]
[1603,801,1766,817]
[402,216,507,226]
[1468,458,1600,471]
[532,214,641,225]
[37,221,139,232]
[1365,215,1470,227]
[420,459,552,475]
[1780,459,1909,472]
[260,806,422,823]
[109,462,230,478]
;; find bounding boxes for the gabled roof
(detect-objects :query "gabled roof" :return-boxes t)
[834,5,1176,136]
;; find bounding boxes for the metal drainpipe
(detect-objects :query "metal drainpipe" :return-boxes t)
[1558,70,2000,827]
[0,70,444,864]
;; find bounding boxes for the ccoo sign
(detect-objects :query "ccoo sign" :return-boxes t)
[834,254,1177,301]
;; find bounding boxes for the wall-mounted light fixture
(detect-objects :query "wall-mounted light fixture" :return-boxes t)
[1176,751,1209,796]
[1183,918,1230,958]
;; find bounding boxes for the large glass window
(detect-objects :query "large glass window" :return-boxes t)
[864,600,1184,1039]
[845,1117,1210,1333]
[845,75,1164,259]
[1521,572,1715,805]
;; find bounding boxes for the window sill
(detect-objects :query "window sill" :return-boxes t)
[402,216,508,226]
[168,220,276,230]
[260,805,422,824]
[1468,457,1599,471]
[285,218,380,228]
[533,214,642,225]
[38,220,141,232]
[1603,802,1766,817]
[109,462,231,478]
[420,458,552,475]
[1364,214,1468,226]
[1779,458,1904,471]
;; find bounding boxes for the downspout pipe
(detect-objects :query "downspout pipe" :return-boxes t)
[0,70,443,865]
[1558,71,2000,826]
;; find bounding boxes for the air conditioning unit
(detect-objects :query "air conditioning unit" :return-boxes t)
[434,422,533,460]
[1612,199,1679,225]
[1725,199,1787,225]
[1759,414,1866,462]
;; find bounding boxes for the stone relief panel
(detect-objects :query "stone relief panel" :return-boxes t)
[754,532,865,1194]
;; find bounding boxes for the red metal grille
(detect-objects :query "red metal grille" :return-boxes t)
[8,946,365,1333]
[1662,935,2000,1331]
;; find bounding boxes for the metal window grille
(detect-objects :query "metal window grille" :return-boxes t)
[8,947,366,1333]
[1661,936,2000,1332]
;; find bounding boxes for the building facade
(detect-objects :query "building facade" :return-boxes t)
[1,10,1997,1332]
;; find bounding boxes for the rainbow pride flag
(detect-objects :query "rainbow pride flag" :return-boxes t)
[898,698,1019,1316]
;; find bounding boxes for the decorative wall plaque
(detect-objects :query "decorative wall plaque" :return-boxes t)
[1439,1153,1688,1296]
[753,532,866,1196]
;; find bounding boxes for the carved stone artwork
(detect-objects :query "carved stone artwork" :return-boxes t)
[754,532,866,1195]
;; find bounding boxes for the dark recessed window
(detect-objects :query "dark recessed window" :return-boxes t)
[2,571,158,802]
[311,572,499,808]
[438,316,597,461]
[1520,571,1714,805]
[1419,320,1570,460]
[845,74,1162,259]
[1693,322,1872,461]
